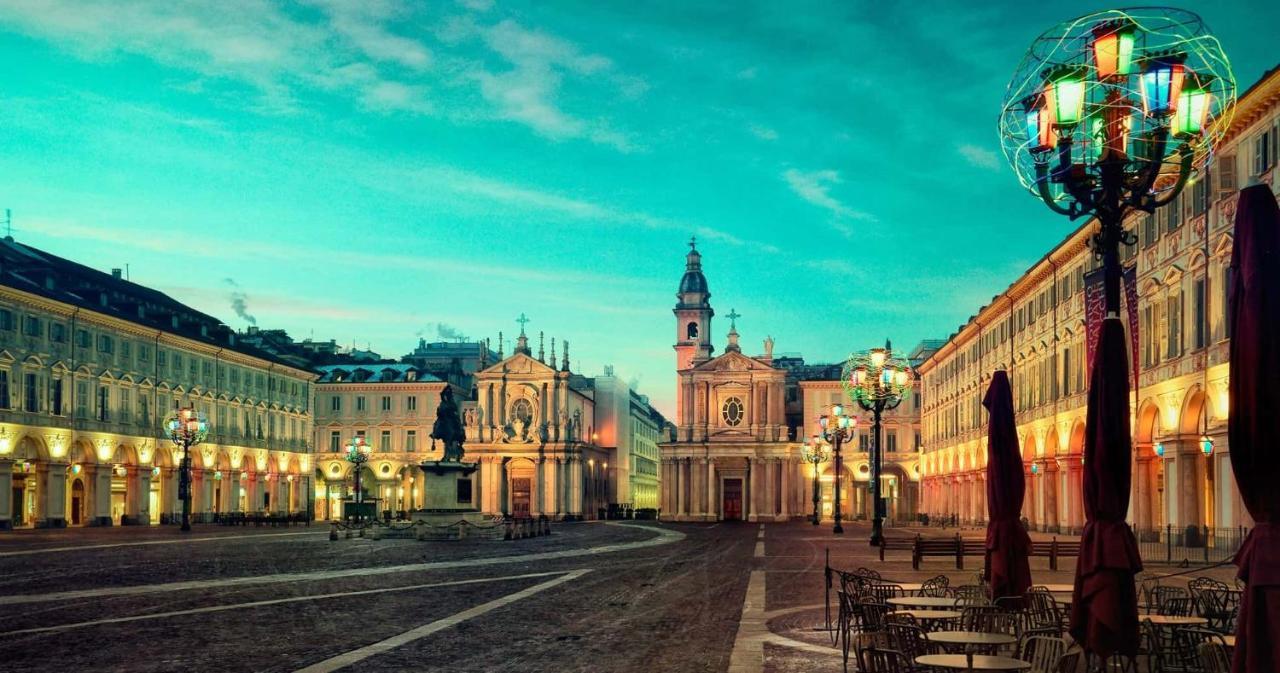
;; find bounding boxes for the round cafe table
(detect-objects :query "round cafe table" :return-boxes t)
[1041,583,1074,593]
[1142,615,1209,626]
[889,609,962,621]
[915,654,1031,671]
[888,596,961,609]
[925,631,1018,649]
[1224,635,1236,648]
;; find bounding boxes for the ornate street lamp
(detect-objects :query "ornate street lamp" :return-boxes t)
[801,437,831,526]
[843,340,913,547]
[815,404,856,534]
[165,405,209,533]
[999,8,1235,320]
[345,436,372,511]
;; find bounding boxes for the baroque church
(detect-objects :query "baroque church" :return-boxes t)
[660,241,802,522]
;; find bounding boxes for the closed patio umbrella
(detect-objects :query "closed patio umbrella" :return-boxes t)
[983,370,1032,601]
[1069,316,1142,659]
[1228,183,1280,673]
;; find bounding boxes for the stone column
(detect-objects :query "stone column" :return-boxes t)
[1174,442,1203,529]
[0,458,11,529]
[42,462,68,528]
[1134,456,1152,531]
[1041,459,1059,532]
[138,468,153,524]
[571,457,583,517]
[706,459,716,521]
[89,464,112,526]
[780,458,790,519]
[745,459,754,522]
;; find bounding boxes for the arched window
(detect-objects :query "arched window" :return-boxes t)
[687,322,699,339]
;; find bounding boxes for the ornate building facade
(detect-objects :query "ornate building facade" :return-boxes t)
[0,238,315,529]
[917,65,1280,535]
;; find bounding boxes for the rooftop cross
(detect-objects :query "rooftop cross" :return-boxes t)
[515,313,530,335]
[688,235,697,251]
[726,308,741,330]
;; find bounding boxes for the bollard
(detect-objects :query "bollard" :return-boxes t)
[329,522,338,541]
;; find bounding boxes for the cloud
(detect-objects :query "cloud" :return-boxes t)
[748,124,778,141]
[957,143,1001,171]
[782,168,876,236]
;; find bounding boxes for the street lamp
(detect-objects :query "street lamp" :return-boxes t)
[999,8,1235,321]
[815,404,856,534]
[345,436,372,515]
[165,405,209,533]
[801,437,831,526]
[843,340,913,547]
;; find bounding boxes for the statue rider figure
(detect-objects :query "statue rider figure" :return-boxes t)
[431,387,467,462]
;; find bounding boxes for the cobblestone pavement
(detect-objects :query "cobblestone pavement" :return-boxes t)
[0,520,1241,672]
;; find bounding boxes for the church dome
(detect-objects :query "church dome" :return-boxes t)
[678,245,709,296]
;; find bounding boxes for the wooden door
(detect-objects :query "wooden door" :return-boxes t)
[512,478,532,518]
[723,478,742,521]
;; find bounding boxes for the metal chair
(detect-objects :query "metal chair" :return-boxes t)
[1142,619,1207,673]
[847,631,890,673]
[1024,588,1065,635]
[869,582,907,603]
[920,575,950,597]
[1152,586,1189,614]
[961,605,1018,636]
[953,584,991,606]
[1194,588,1239,634]
[886,622,931,664]
[1198,641,1231,673]
[858,647,914,673]
[1021,636,1069,673]
[1158,595,1194,617]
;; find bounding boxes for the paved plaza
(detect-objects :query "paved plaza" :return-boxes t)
[0,521,1240,672]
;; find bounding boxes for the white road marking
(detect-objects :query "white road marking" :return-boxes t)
[728,570,768,673]
[0,523,683,607]
[754,541,765,557]
[293,569,592,673]
[0,531,326,558]
[0,571,571,637]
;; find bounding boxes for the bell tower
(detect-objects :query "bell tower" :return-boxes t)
[674,237,713,424]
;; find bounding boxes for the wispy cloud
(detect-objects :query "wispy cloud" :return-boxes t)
[957,143,1001,171]
[782,168,876,237]
[748,124,778,141]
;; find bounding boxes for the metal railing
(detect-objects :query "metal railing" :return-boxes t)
[1133,525,1249,565]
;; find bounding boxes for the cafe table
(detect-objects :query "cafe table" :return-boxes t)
[887,596,961,609]
[1224,635,1236,648]
[1141,615,1209,626]
[915,654,1031,671]
[1041,583,1074,593]
[889,609,962,622]
[925,631,1018,649]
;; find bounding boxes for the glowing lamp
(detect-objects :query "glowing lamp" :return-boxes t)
[881,368,893,386]
[870,350,886,369]
[1174,76,1213,137]
[1092,20,1137,79]
[1139,53,1186,116]
[1024,96,1056,152]
[71,463,81,475]
[1200,435,1214,456]
[214,470,222,481]
[818,416,829,430]
[1031,463,1039,475]
[1153,442,1165,458]
[1045,66,1087,127]
[832,404,844,417]
[893,370,908,387]
[837,416,851,430]
[152,466,160,477]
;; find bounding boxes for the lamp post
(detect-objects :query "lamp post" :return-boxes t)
[801,438,831,525]
[815,404,856,534]
[345,436,372,520]
[999,9,1235,320]
[843,341,913,547]
[165,405,209,533]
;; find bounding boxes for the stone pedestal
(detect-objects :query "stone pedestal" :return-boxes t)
[410,461,503,541]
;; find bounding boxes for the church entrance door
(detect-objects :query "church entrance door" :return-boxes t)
[722,479,743,521]
[512,478,532,518]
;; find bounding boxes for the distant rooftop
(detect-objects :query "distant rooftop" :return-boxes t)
[314,363,443,384]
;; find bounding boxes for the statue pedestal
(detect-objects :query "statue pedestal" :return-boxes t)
[410,461,503,541]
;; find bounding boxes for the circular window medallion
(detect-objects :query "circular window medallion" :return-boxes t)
[330,464,340,475]
[859,464,870,474]
[721,397,745,427]
[380,463,391,475]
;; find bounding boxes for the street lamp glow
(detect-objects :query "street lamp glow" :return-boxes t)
[1046,66,1087,127]
[1091,19,1137,79]
[842,340,913,547]
[1139,53,1187,117]
[165,404,209,533]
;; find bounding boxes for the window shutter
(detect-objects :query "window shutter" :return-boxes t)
[1218,153,1237,195]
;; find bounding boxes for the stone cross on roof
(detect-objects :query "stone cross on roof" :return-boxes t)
[688,235,697,250]
[726,308,741,330]
[515,312,530,335]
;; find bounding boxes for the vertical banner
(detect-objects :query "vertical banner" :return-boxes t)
[1123,264,1140,388]
[1084,267,1106,380]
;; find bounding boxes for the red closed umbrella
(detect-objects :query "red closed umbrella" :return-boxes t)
[983,370,1032,600]
[1069,316,1142,659]
[1228,184,1280,673]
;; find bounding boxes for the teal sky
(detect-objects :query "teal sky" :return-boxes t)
[1,1,1276,416]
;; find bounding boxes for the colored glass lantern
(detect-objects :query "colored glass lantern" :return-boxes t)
[1031,463,1039,475]
[837,415,851,429]
[1045,66,1087,126]
[1200,434,1214,456]
[1153,442,1165,457]
[1092,19,1137,79]
[1174,75,1214,137]
[1139,53,1186,116]
[818,416,829,430]
[870,350,886,369]
[832,404,844,417]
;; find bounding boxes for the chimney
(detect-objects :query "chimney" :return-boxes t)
[111,268,122,279]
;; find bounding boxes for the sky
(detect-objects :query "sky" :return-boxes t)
[1,1,1277,417]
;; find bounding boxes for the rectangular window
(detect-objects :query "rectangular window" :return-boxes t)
[1194,278,1207,349]
[913,431,921,452]
[407,396,417,411]
[139,395,149,426]
[22,316,40,337]
[172,353,181,372]
[0,309,12,330]
[119,389,131,420]
[97,385,109,421]
[49,322,66,343]
[76,381,88,417]
[1256,130,1273,176]
[1217,153,1237,196]
[1166,196,1181,232]
[120,340,131,360]
[0,371,9,409]
[858,434,869,452]
[356,396,366,411]
[330,395,341,411]
[381,396,391,411]
[23,373,36,412]
[886,434,897,453]
[406,430,417,452]
[380,430,391,451]
[330,431,341,452]
[97,334,113,353]
[157,350,166,367]
[75,329,90,348]
[137,344,149,362]
[49,378,63,416]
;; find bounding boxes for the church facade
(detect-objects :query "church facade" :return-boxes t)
[660,242,802,522]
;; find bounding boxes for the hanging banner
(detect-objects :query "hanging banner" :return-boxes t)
[1084,267,1106,377]
[1083,264,1140,387]
[1123,264,1140,388]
